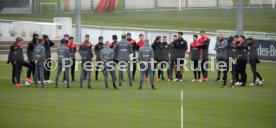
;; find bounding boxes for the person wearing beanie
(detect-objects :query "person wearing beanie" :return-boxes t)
[55,39,71,88]
[26,33,39,83]
[94,36,106,81]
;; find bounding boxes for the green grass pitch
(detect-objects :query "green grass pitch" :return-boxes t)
[0,61,275,128]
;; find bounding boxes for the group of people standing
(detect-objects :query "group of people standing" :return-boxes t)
[7,30,263,89]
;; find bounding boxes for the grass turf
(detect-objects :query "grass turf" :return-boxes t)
[1,8,276,33]
[0,61,275,128]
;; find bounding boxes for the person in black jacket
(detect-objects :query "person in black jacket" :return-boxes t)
[8,37,29,86]
[236,35,248,86]
[189,35,202,82]
[161,36,170,81]
[26,34,39,83]
[247,38,263,86]
[151,36,163,81]
[168,35,178,81]
[43,35,55,83]
[227,36,238,86]
[94,36,106,81]
[171,32,188,82]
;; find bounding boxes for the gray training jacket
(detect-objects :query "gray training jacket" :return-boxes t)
[100,46,114,62]
[57,44,71,64]
[33,44,46,65]
[138,45,154,62]
[214,39,228,60]
[113,39,133,61]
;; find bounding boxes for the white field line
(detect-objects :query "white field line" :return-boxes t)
[181,90,184,128]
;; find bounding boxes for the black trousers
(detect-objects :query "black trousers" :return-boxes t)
[44,59,51,80]
[132,59,137,80]
[27,61,35,79]
[13,61,31,84]
[237,59,247,85]
[250,61,262,83]
[201,60,208,78]
[191,60,201,80]
[230,63,237,85]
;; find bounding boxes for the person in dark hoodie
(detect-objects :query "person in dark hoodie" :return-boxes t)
[161,36,170,81]
[127,33,138,81]
[65,36,77,82]
[27,34,39,83]
[247,38,263,86]
[109,35,119,80]
[151,36,163,82]
[236,35,248,86]
[168,35,178,81]
[227,36,238,87]
[94,36,106,81]
[43,35,55,83]
[171,32,188,82]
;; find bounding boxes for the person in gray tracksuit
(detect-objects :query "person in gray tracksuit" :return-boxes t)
[55,39,71,88]
[100,41,118,89]
[138,39,155,90]
[33,39,46,87]
[79,41,94,89]
[113,34,133,86]
[214,34,228,86]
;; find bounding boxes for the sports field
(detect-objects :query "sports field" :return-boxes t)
[0,61,275,128]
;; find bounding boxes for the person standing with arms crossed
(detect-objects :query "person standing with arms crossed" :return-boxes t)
[198,30,210,81]
[138,39,155,90]
[79,39,94,89]
[189,35,202,82]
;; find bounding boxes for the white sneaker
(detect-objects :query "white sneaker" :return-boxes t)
[234,82,242,86]
[48,80,53,83]
[191,79,196,82]
[173,78,179,82]
[198,79,202,82]
[179,79,183,82]
[219,79,223,82]
[249,83,256,86]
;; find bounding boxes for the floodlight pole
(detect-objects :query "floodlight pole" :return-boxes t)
[76,0,81,43]
[237,0,243,35]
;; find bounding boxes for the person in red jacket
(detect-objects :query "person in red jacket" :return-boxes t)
[198,30,210,81]
[127,33,137,81]
[66,37,77,81]
[136,34,149,81]
[189,35,202,82]
[109,35,118,49]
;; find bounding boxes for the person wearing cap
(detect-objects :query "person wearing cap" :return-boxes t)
[171,32,188,82]
[100,41,118,89]
[43,35,55,83]
[26,34,39,83]
[79,38,94,89]
[8,37,27,86]
[33,39,46,88]
[127,33,138,81]
[94,36,106,82]
[113,34,133,86]
[55,39,71,88]
[138,39,155,90]
[198,30,210,81]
